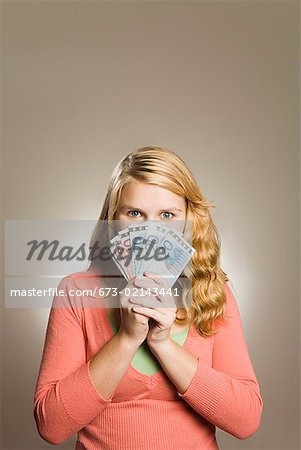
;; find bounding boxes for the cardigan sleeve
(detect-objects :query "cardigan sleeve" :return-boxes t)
[33,276,113,445]
[177,282,263,439]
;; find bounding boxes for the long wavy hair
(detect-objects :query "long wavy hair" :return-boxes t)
[87,146,230,337]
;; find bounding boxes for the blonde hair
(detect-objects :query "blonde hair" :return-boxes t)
[88,146,229,337]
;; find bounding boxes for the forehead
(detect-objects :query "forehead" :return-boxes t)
[119,181,186,208]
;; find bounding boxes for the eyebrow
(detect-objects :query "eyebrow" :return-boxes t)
[120,204,183,212]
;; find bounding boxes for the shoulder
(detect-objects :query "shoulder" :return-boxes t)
[210,281,245,337]
[52,271,95,304]
[61,271,103,292]
[56,271,109,309]
[55,272,82,293]
[52,271,106,321]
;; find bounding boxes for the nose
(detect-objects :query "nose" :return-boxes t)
[144,215,158,222]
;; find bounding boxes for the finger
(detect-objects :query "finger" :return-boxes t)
[131,306,162,321]
[132,280,164,303]
[134,275,176,307]
[144,271,169,289]
[156,291,177,307]
[133,276,160,290]
[129,291,161,309]
[119,280,136,308]
[147,284,176,307]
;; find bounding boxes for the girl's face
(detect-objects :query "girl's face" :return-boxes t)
[114,180,187,233]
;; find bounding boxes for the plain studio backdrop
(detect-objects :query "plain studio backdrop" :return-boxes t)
[1,1,300,449]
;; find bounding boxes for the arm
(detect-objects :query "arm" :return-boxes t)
[149,282,263,439]
[33,276,138,445]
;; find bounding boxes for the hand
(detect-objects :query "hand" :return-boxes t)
[117,278,150,347]
[130,271,177,349]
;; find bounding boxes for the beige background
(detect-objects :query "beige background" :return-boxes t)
[1,1,300,449]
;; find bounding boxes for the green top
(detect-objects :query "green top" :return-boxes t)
[108,311,190,375]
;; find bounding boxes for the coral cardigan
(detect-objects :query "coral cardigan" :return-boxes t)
[33,271,263,449]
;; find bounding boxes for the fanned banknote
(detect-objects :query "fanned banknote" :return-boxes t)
[109,221,195,287]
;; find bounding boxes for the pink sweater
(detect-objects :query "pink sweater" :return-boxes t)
[33,272,263,449]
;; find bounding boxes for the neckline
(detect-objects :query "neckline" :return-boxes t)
[100,305,193,384]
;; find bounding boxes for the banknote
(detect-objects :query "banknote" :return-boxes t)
[145,227,195,287]
[136,222,183,276]
[118,227,134,279]
[108,234,129,279]
[108,221,195,287]
[128,222,149,277]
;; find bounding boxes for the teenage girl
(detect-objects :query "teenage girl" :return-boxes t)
[33,146,263,449]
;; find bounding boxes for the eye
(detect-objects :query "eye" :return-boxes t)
[128,210,142,218]
[161,212,174,220]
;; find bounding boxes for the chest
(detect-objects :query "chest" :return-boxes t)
[83,308,214,403]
